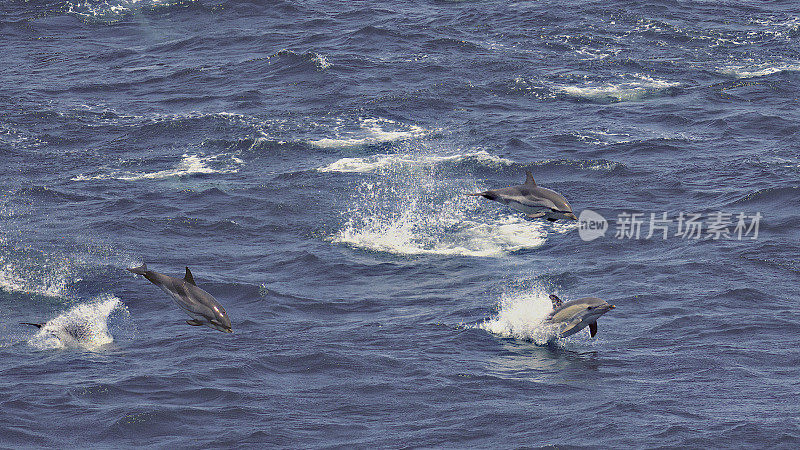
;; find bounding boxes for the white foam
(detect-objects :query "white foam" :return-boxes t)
[719,62,800,79]
[573,130,633,146]
[27,295,128,351]
[317,150,513,173]
[556,75,679,102]
[335,214,547,257]
[313,53,331,70]
[308,118,428,148]
[71,153,242,181]
[476,288,562,344]
[65,0,173,19]
[575,47,621,61]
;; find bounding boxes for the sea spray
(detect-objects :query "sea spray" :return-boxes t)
[329,151,547,257]
[478,287,562,344]
[27,295,133,351]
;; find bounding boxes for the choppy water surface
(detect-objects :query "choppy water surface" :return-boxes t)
[2,0,799,447]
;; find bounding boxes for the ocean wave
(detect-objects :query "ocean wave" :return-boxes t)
[64,0,192,22]
[718,62,800,79]
[317,150,513,173]
[726,186,800,208]
[71,153,243,181]
[246,49,332,72]
[308,118,429,149]
[25,295,132,351]
[554,75,680,103]
[317,149,622,176]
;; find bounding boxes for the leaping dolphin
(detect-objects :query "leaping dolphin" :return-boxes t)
[468,171,578,221]
[128,264,232,333]
[545,294,615,338]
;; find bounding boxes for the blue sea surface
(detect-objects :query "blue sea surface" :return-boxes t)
[2,0,800,447]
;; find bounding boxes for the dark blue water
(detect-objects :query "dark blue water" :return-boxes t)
[2,0,800,447]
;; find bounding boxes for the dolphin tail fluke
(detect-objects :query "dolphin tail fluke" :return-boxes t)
[465,192,485,197]
[549,294,563,308]
[589,321,598,337]
[127,263,148,275]
[20,322,44,329]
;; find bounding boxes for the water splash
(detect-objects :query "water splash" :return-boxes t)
[26,295,132,351]
[477,287,563,344]
[0,254,73,298]
[330,151,547,257]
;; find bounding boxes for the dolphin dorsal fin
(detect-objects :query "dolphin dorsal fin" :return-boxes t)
[184,267,196,286]
[525,171,537,186]
[589,321,598,337]
[549,294,563,308]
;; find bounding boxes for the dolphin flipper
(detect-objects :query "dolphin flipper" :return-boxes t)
[589,321,598,337]
[20,322,44,329]
[186,319,204,326]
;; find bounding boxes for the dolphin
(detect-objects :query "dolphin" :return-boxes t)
[545,294,615,338]
[127,264,232,333]
[468,171,578,221]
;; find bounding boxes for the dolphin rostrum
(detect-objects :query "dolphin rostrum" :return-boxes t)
[545,294,615,338]
[128,264,232,333]
[468,171,578,221]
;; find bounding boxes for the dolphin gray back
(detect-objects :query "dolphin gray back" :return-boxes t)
[550,297,606,315]
[485,172,573,213]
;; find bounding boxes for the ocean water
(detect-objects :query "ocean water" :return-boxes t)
[2,0,799,447]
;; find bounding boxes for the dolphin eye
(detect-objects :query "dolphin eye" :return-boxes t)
[587,306,594,310]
